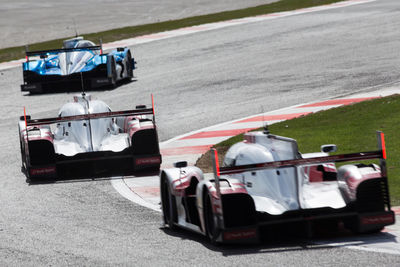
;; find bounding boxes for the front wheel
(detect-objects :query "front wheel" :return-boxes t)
[161,178,177,230]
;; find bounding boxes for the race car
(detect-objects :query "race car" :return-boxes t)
[19,93,161,182]
[21,37,136,93]
[160,129,395,244]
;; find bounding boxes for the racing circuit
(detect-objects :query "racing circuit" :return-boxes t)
[1,0,400,265]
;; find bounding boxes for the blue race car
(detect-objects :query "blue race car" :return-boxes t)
[21,37,136,93]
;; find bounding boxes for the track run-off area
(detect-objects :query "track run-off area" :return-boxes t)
[1,0,400,265]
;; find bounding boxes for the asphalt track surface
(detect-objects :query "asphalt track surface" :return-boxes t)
[0,0,277,49]
[1,0,400,265]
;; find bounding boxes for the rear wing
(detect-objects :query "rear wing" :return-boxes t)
[23,94,156,127]
[211,131,389,226]
[25,46,102,61]
[213,132,386,176]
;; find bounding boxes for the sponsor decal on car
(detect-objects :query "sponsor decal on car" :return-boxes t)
[23,84,39,89]
[361,213,394,225]
[135,156,161,165]
[223,228,257,241]
[95,78,110,84]
[30,166,56,176]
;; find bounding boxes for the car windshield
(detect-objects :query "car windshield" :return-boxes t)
[75,40,96,48]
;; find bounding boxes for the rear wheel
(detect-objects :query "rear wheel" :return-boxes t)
[204,193,219,243]
[110,57,117,88]
[161,178,177,230]
[344,218,383,234]
[126,51,133,79]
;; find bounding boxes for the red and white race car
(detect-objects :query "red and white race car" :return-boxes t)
[160,129,395,244]
[19,93,161,182]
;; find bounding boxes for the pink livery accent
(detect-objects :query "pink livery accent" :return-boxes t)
[23,126,54,143]
[305,163,337,182]
[124,116,155,137]
[220,187,248,195]
[345,170,382,192]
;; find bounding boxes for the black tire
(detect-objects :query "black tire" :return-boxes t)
[126,51,133,79]
[204,192,219,243]
[362,227,384,234]
[18,132,30,180]
[344,218,383,234]
[161,178,177,230]
[110,57,117,88]
[19,132,24,168]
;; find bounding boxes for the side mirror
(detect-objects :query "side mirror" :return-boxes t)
[321,144,337,153]
[136,105,146,109]
[20,115,31,121]
[174,161,187,168]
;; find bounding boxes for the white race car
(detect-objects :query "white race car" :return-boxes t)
[19,93,161,182]
[160,129,394,243]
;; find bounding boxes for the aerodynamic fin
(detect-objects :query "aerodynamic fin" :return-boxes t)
[25,46,102,58]
[25,107,154,127]
[218,131,386,176]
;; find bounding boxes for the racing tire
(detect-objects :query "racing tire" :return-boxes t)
[110,57,118,88]
[126,51,134,79]
[344,218,383,234]
[28,88,43,95]
[161,178,178,230]
[204,192,219,244]
[19,132,25,168]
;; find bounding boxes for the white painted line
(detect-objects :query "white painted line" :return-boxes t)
[161,154,203,168]
[0,0,376,71]
[314,231,400,255]
[209,121,282,131]
[111,177,160,212]
[161,136,228,148]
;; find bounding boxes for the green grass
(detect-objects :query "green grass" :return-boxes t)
[214,95,400,206]
[0,0,345,63]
